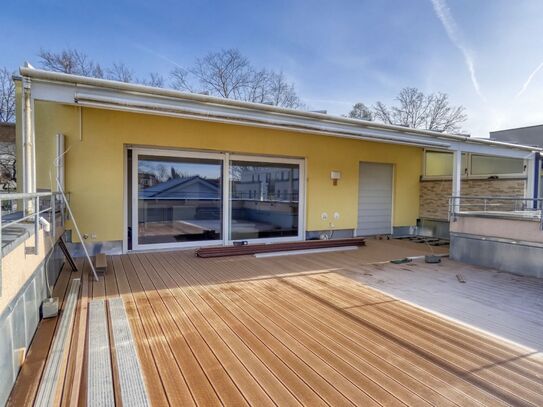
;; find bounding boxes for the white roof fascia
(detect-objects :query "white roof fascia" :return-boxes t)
[21,67,540,159]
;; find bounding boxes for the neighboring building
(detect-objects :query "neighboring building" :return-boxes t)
[14,67,541,253]
[490,124,543,198]
[490,124,543,148]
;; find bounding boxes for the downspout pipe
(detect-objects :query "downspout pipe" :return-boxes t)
[22,76,36,211]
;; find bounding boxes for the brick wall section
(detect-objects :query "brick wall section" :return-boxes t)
[420,178,526,220]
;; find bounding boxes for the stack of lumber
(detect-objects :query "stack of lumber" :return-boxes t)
[95,254,107,273]
[196,238,365,258]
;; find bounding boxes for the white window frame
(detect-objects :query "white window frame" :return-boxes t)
[422,149,527,181]
[130,147,306,251]
[228,153,306,245]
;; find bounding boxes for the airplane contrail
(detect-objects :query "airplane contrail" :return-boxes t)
[430,0,486,102]
[516,61,543,98]
[133,43,184,68]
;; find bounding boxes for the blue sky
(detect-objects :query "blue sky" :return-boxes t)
[1,0,543,137]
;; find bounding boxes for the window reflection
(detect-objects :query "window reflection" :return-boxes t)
[138,155,222,244]
[230,161,299,240]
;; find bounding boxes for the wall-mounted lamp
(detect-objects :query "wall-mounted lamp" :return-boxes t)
[331,170,341,186]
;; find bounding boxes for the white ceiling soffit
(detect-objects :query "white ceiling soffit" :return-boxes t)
[27,77,536,158]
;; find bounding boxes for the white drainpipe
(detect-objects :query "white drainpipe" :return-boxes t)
[22,77,36,210]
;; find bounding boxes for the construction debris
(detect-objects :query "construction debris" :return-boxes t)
[196,238,366,258]
[95,253,107,273]
[425,255,442,264]
[456,274,466,283]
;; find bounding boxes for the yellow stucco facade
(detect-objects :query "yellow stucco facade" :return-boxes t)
[31,101,422,244]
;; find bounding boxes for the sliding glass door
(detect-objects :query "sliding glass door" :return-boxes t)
[131,149,304,250]
[229,159,301,241]
[132,149,224,250]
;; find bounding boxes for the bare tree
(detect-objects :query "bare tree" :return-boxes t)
[170,49,303,108]
[140,72,165,88]
[267,72,302,109]
[107,62,134,83]
[372,87,466,133]
[38,48,163,87]
[36,48,304,107]
[0,68,15,123]
[347,102,373,121]
[38,48,104,77]
[0,142,16,190]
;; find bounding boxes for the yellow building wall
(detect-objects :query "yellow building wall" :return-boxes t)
[33,101,422,243]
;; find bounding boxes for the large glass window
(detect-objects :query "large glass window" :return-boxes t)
[137,155,222,245]
[424,151,467,177]
[229,161,300,240]
[470,155,525,175]
[424,150,524,177]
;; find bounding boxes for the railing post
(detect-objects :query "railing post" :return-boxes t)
[51,194,56,242]
[34,195,40,255]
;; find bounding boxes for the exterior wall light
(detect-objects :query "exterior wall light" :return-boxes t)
[331,170,341,186]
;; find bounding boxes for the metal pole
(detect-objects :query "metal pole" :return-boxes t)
[34,195,40,255]
[56,177,99,281]
[51,194,56,242]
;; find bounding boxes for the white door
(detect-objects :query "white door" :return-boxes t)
[357,162,393,236]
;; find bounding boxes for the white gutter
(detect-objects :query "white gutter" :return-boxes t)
[19,66,541,154]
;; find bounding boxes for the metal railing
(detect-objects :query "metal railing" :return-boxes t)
[449,195,543,229]
[0,191,67,259]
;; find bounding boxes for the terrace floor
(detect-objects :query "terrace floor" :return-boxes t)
[9,239,543,406]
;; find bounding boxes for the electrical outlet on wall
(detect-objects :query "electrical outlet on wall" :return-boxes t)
[321,212,328,221]
[91,233,97,240]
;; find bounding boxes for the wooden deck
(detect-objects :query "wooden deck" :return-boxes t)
[9,239,543,406]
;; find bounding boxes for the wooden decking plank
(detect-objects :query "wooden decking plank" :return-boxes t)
[178,253,435,407]
[349,301,543,405]
[104,256,119,298]
[62,260,89,407]
[91,263,106,300]
[49,269,83,407]
[272,274,527,406]
[145,252,301,407]
[169,252,405,407]
[239,280,460,407]
[223,279,449,407]
[146,252,287,407]
[8,262,75,407]
[227,256,511,407]
[137,253,250,407]
[189,256,460,407]
[313,271,543,379]
[102,256,123,407]
[298,274,543,403]
[160,254,346,407]
[126,253,223,407]
[21,243,543,407]
[145,252,277,407]
[111,255,169,407]
[118,255,196,406]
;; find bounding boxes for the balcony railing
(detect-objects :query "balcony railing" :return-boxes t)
[0,192,67,258]
[449,195,543,229]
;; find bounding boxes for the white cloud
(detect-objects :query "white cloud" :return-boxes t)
[430,0,486,102]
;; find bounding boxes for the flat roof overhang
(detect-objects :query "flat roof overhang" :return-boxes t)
[19,66,541,159]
